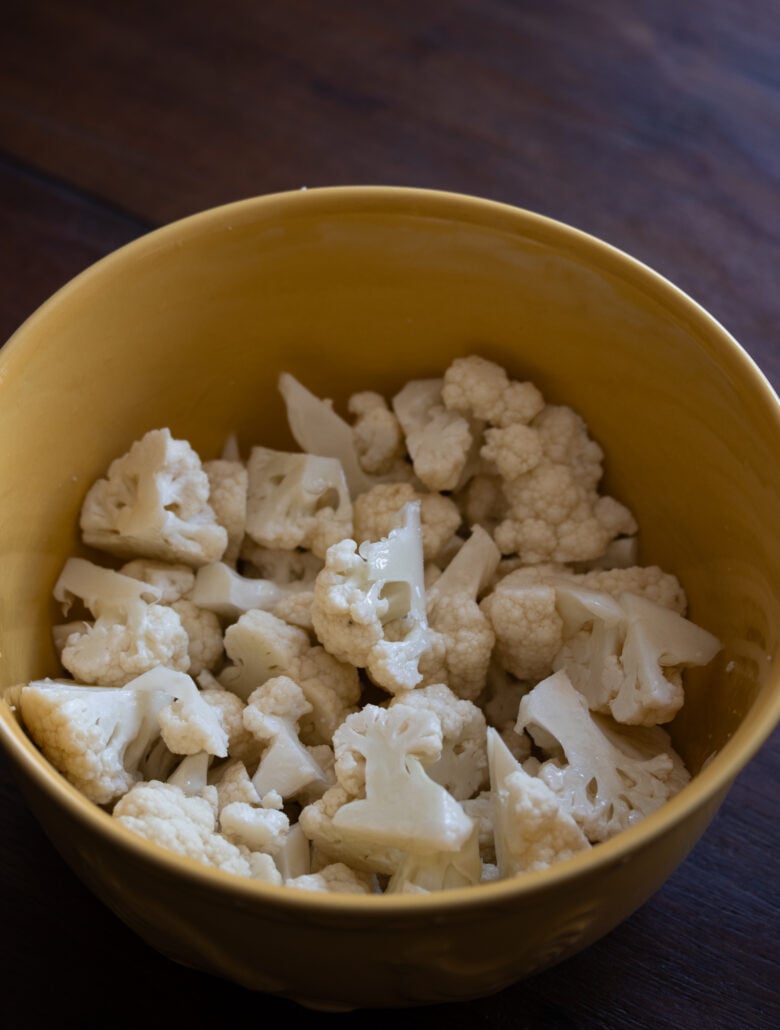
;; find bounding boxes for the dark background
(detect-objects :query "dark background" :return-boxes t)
[1,2,778,1027]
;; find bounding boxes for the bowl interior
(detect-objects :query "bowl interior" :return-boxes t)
[2,188,778,781]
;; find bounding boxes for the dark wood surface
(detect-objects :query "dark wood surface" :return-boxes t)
[1,2,778,1026]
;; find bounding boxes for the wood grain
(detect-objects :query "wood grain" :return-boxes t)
[0,1,777,1026]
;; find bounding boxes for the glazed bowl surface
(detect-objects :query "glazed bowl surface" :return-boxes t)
[1,186,778,1010]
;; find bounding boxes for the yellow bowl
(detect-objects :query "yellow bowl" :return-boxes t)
[1,187,778,1010]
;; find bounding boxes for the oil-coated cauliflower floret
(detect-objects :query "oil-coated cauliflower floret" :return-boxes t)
[243,676,332,802]
[54,557,190,687]
[487,728,590,875]
[113,780,281,883]
[389,683,488,800]
[203,458,248,566]
[311,501,430,694]
[245,447,353,559]
[353,482,462,562]
[442,355,545,427]
[515,671,689,841]
[391,378,477,492]
[347,391,406,475]
[219,608,360,744]
[80,428,228,566]
[419,525,500,700]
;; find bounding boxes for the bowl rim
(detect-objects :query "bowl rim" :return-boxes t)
[2,183,779,913]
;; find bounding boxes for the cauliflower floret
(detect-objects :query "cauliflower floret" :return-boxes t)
[278,372,373,497]
[419,525,500,700]
[113,780,281,883]
[120,560,195,602]
[170,598,223,677]
[80,428,228,566]
[386,824,483,894]
[556,591,721,725]
[487,728,590,875]
[311,501,430,694]
[353,482,462,562]
[19,667,226,805]
[220,801,290,856]
[154,668,229,758]
[347,391,406,475]
[326,703,474,855]
[480,571,565,682]
[481,422,544,480]
[245,447,353,559]
[54,557,189,687]
[214,759,262,810]
[389,683,488,800]
[203,458,247,566]
[492,406,638,562]
[392,378,477,492]
[286,862,376,894]
[243,676,332,802]
[442,355,545,428]
[298,785,405,876]
[515,670,689,841]
[219,608,360,744]
[189,561,310,622]
[198,679,263,767]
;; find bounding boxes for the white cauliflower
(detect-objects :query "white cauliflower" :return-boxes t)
[487,728,590,875]
[19,667,227,805]
[515,670,689,841]
[442,354,545,427]
[419,525,500,700]
[386,824,483,893]
[326,703,474,855]
[245,447,353,559]
[389,683,488,801]
[285,862,376,894]
[54,557,189,687]
[113,780,282,883]
[219,609,360,744]
[203,458,247,566]
[311,501,430,694]
[556,591,721,726]
[392,378,478,491]
[80,428,228,566]
[189,561,310,621]
[120,559,195,602]
[169,598,223,677]
[243,676,332,802]
[491,406,638,562]
[278,372,373,497]
[353,482,462,562]
[347,390,406,475]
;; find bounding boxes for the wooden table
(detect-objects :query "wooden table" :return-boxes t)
[1,2,777,1026]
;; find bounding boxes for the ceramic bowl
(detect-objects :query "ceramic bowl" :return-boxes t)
[1,187,778,1010]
